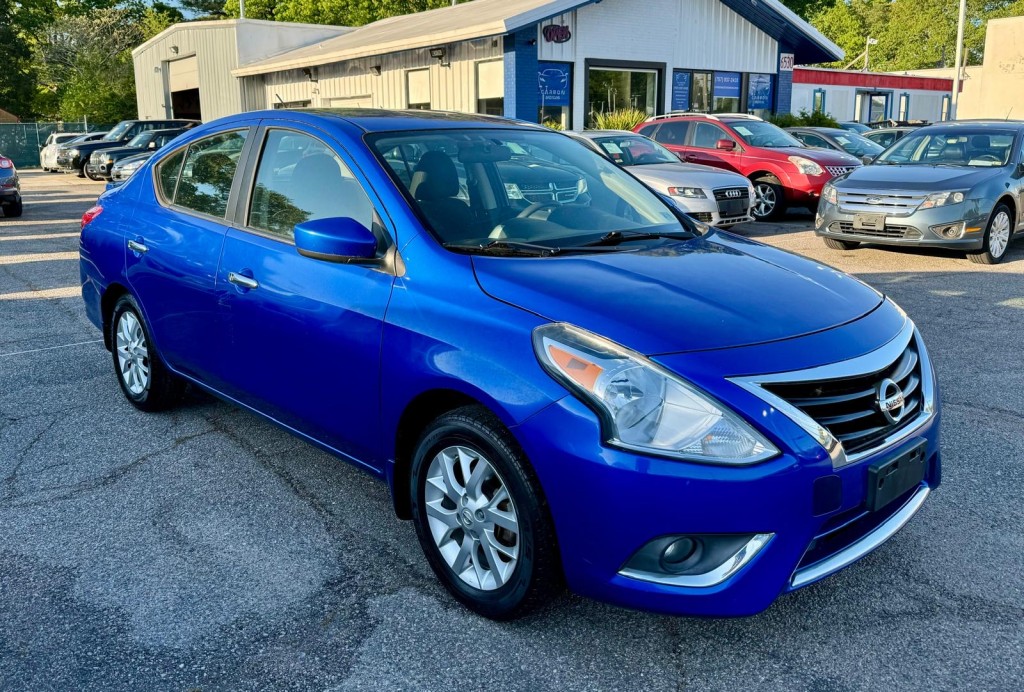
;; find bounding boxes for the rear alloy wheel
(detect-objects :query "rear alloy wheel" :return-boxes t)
[751,177,785,221]
[410,405,562,619]
[823,237,858,250]
[110,295,184,411]
[969,204,1013,265]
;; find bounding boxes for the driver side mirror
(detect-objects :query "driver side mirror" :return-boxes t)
[1015,161,1024,179]
[294,217,378,264]
[716,139,737,151]
[148,141,158,150]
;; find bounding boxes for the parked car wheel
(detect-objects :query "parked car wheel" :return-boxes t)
[751,176,785,220]
[3,200,23,218]
[85,166,104,182]
[823,237,858,250]
[110,295,184,411]
[410,405,562,620]
[969,204,1013,265]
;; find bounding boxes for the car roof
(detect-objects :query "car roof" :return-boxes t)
[567,130,643,138]
[298,108,545,133]
[787,127,846,135]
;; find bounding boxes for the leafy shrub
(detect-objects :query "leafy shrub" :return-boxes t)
[768,109,840,128]
[541,118,565,131]
[591,108,649,131]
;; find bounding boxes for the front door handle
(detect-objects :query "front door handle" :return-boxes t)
[127,239,148,254]
[228,271,259,290]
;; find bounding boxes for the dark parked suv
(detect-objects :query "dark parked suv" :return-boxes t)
[85,128,187,181]
[59,119,198,178]
[636,113,862,220]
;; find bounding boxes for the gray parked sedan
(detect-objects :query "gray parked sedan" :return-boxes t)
[816,121,1024,264]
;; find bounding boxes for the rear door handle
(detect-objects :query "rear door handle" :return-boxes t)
[127,239,148,254]
[228,272,259,290]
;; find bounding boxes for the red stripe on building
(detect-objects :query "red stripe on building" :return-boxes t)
[793,68,952,92]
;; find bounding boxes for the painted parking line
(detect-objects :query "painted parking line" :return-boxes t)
[0,219,82,227]
[0,232,80,242]
[0,338,103,358]
[0,251,78,265]
[0,286,81,300]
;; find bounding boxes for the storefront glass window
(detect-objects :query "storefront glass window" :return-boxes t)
[690,72,711,112]
[747,73,773,118]
[898,93,910,120]
[812,88,826,113]
[712,72,742,112]
[538,62,572,128]
[476,60,504,116]
[587,68,657,126]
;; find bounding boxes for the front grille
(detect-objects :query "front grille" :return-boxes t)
[689,212,714,222]
[712,187,747,201]
[762,336,924,456]
[829,221,919,239]
[825,165,857,178]
[519,182,580,204]
[837,190,926,216]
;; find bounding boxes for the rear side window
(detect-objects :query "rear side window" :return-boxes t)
[652,121,689,146]
[247,129,374,241]
[174,130,248,218]
[637,124,658,138]
[157,149,185,200]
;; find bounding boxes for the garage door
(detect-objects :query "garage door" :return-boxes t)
[167,56,199,92]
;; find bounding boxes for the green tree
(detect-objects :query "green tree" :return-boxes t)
[0,0,37,118]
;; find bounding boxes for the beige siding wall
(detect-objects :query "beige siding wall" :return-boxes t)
[243,38,503,112]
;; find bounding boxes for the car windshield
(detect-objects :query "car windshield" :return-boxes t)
[103,122,133,141]
[727,121,802,148]
[590,135,679,166]
[833,132,884,157]
[127,132,153,148]
[875,128,1016,167]
[370,128,687,253]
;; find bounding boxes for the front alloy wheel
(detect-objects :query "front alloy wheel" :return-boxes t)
[751,178,785,220]
[969,204,1013,265]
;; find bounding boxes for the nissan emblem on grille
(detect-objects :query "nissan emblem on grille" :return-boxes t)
[875,378,906,425]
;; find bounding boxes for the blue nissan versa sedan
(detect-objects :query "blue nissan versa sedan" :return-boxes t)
[79,110,941,619]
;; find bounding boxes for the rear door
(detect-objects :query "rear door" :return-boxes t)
[648,121,690,161]
[125,126,255,387]
[214,125,395,468]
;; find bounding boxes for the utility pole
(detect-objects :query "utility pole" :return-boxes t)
[864,37,878,71]
[951,0,967,120]
[240,0,245,18]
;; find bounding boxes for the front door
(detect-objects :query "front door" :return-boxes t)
[682,121,742,172]
[215,127,394,469]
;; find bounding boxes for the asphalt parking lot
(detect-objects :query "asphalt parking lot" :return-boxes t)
[2,170,1022,691]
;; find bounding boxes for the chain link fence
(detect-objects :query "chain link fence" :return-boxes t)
[0,121,114,169]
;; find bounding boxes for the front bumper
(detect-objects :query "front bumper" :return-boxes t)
[512,311,940,617]
[675,195,754,228]
[816,199,988,250]
[85,161,111,179]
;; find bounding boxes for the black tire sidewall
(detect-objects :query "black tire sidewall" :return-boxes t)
[410,414,540,619]
[110,296,156,406]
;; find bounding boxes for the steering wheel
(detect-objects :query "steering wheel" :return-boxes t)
[516,202,561,219]
[974,154,1001,163]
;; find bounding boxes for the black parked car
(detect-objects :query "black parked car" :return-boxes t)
[0,154,22,217]
[85,128,187,181]
[785,126,885,164]
[58,119,198,178]
[862,127,918,149]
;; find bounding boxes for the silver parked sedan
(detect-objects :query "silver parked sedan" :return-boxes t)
[816,121,1024,264]
[568,130,755,227]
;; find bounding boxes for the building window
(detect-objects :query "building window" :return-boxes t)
[812,88,826,114]
[587,67,657,126]
[690,72,712,112]
[747,73,773,117]
[898,93,910,120]
[538,62,572,128]
[476,60,504,116]
[712,72,742,112]
[406,69,431,110]
[940,94,951,121]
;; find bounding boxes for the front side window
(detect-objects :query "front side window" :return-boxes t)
[103,121,133,141]
[876,129,1016,167]
[172,130,248,217]
[369,128,685,251]
[247,129,374,241]
[692,122,731,149]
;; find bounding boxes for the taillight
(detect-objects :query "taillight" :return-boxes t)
[81,205,103,231]
[0,157,12,169]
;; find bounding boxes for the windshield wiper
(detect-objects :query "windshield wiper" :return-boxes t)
[444,239,622,257]
[580,229,696,247]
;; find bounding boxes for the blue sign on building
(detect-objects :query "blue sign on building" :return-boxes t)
[538,62,571,107]
[747,73,773,110]
[671,71,690,111]
[713,72,742,99]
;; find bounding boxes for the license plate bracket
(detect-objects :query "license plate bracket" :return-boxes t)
[853,212,886,231]
[718,199,745,216]
[866,439,927,512]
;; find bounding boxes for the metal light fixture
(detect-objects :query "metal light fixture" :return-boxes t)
[429,46,449,67]
[170,45,179,55]
[370,65,382,76]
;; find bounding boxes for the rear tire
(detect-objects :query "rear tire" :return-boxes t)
[2,200,22,218]
[968,204,1012,265]
[110,294,184,411]
[410,405,562,619]
[823,237,858,250]
[751,177,785,221]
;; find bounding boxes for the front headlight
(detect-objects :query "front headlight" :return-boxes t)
[788,156,824,176]
[667,186,706,198]
[918,191,965,210]
[533,323,779,464]
[69,148,80,158]
[822,182,837,205]
[505,183,524,200]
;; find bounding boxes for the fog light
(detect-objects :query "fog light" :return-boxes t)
[660,537,700,573]
[930,221,965,239]
[620,533,774,587]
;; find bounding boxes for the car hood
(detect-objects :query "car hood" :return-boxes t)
[769,146,862,166]
[472,232,883,355]
[100,145,146,159]
[626,163,749,189]
[836,164,1004,191]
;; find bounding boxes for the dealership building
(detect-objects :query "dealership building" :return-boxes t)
[133,0,842,127]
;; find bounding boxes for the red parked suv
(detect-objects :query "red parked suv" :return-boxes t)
[635,114,862,220]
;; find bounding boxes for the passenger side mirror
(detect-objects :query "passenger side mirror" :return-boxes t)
[1015,162,1024,179]
[294,217,378,264]
[716,139,736,151]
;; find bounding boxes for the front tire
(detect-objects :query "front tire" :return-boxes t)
[751,177,785,221]
[2,200,23,218]
[410,405,562,619]
[85,166,104,181]
[969,204,1013,265]
[823,237,858,250]
[110,295,184,411]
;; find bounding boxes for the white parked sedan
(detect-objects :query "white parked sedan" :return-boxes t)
[39,132,82,171]
[568,130,755,227]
